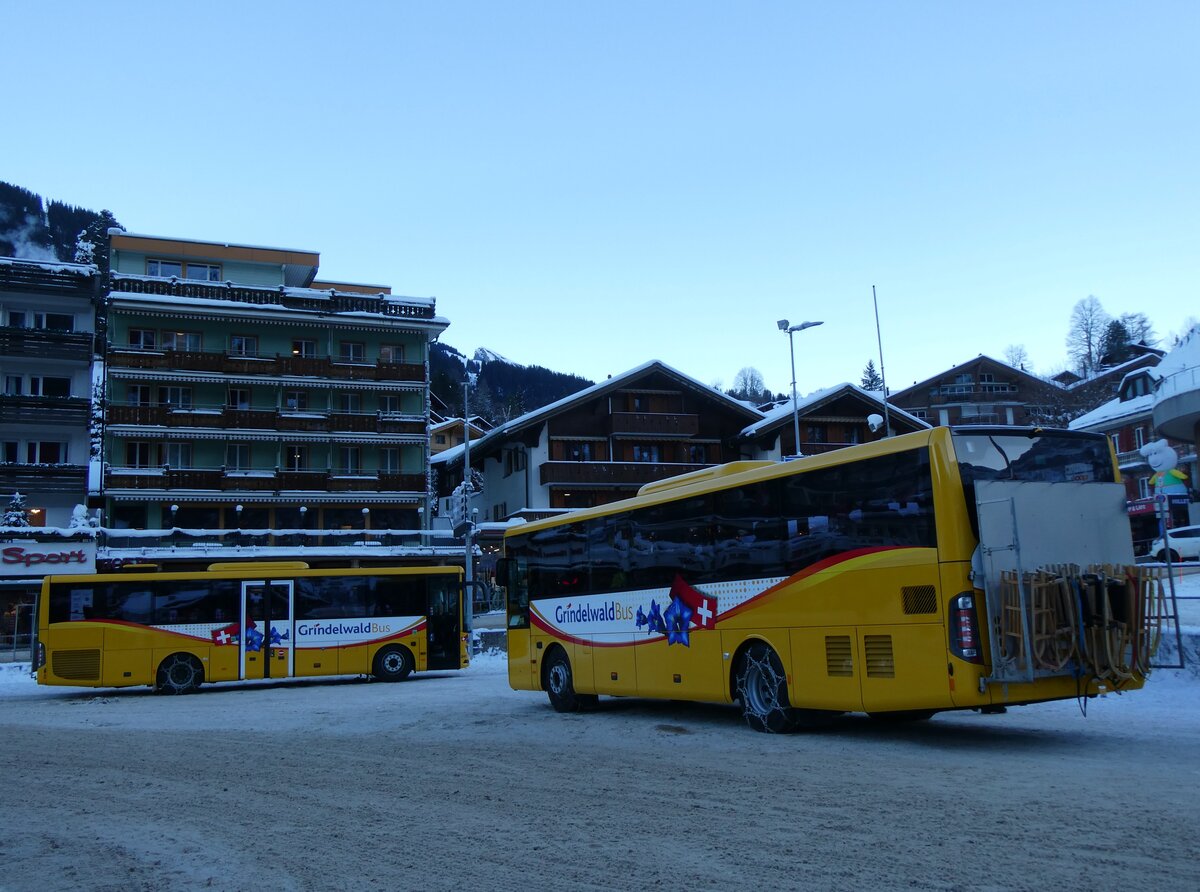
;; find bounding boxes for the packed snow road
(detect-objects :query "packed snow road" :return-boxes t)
[2,657,1197,892]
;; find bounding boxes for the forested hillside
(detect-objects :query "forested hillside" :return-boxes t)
[430,342,593,425]
[0,181,121,267]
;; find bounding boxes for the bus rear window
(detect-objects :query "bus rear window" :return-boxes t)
[952,431,1116,486]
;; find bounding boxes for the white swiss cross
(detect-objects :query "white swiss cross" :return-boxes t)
[215,629,231,645]
[696,599,714,625]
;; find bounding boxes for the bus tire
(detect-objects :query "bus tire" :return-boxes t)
[544,648,596,713]
[155,653,204,694]
[736,642,798,733]
[373,645,414,682]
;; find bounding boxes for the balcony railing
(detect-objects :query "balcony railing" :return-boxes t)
[540,461,707,487]
[109,274,436,319]
[0,395,90,426]
[106,347,426,382]
[0,327,94,361]
[106,404,426,435]
[608,412,699,437]
[0,261,96,294]
[104,468,426,494]
[0,464,87,494]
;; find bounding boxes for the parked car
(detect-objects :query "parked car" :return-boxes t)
[1151,524,1200,563]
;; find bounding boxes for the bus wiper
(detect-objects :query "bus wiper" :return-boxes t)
[988,436,1014,478]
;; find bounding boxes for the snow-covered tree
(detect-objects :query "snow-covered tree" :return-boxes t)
[68,504,98,529]
[4,492,31,527]
[860,360,884,390]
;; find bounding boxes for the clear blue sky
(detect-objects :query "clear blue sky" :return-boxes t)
[7,1,1197,395]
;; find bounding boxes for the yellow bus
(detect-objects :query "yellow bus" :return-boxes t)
[34,562,467,693]
[499,426,1158,732]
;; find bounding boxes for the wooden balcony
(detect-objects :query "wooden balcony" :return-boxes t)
[609,412,699,437]
[540,461,707,487]
[106,347,425,383]
[104,469,426,494]
[0,395,90,426]
[109,274,436,320]
[0,261,96,295]
[106,405,426,436]
[0,464,87,494]
[0,327,94,362]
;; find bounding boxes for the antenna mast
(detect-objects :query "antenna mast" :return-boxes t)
[872,285,892,437]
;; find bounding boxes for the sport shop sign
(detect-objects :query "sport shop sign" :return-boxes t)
[1,540,96,576]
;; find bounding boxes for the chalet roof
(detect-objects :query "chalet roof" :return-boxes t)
[739,382,930,438]
[1069,392,1154,432]
[891,354,1052,400]
[432,359,764,467]
[1064,352,1161,391]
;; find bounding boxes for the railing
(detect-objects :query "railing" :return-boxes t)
[0,327,94,361]
[0,395,90,426]
[106,347,426,382]
[1157,363,1200,404]
[0,464,87,494]
[109,274,437,320]
[105,468,427,493]
[0,261,96,294]
[540,461,707,486]
[609,412,699,437]
[106,403,426,435]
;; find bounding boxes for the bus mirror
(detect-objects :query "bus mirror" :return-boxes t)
[494,558,510,587]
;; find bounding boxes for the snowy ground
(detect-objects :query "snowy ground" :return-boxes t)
[2,574,1198,891]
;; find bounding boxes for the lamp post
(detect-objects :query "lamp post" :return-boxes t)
[776,319,824,459]
[235,504,243,549]
[362,506,370,530]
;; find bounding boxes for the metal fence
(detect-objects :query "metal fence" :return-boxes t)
[1,603,34,663]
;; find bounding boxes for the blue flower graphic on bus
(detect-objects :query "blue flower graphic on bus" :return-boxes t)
[635,576,718,648]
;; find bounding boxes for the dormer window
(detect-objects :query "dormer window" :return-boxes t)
[147,259,221,281]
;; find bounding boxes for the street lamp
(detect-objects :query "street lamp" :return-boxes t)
[777,319,824,459]
[361,507,370,530]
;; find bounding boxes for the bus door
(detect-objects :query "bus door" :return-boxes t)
[425,577,461,670]
[240,580,294,680]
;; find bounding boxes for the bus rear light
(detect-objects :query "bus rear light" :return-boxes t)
[34,642,46,671]
[950,593,983,664]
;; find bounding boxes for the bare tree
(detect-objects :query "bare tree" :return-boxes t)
[1065,295,1111,375]
[728,367,768,403]
[1004,344,1029,370]
[1119,312,1157,346]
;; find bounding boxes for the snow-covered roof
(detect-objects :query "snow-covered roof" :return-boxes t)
[740,382,930,437]
[437,360,764,465]
[0,256,98,275]
[1068,392,1155,431]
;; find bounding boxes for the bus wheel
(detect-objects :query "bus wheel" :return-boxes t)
[156,653,204,695]
[736,643,798,733]
[373,645,413,682]
[544,649,596,712]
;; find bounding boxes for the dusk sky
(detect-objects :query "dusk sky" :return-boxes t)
[7,1,1197,395]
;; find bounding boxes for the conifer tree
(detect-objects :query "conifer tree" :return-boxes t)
[860,360,884,390]
[3,492,31,527]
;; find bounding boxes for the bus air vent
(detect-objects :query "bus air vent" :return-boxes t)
[902,586,937,615]
[864,636,895,678]
[825,636,853,677]
[53,649,101,681]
